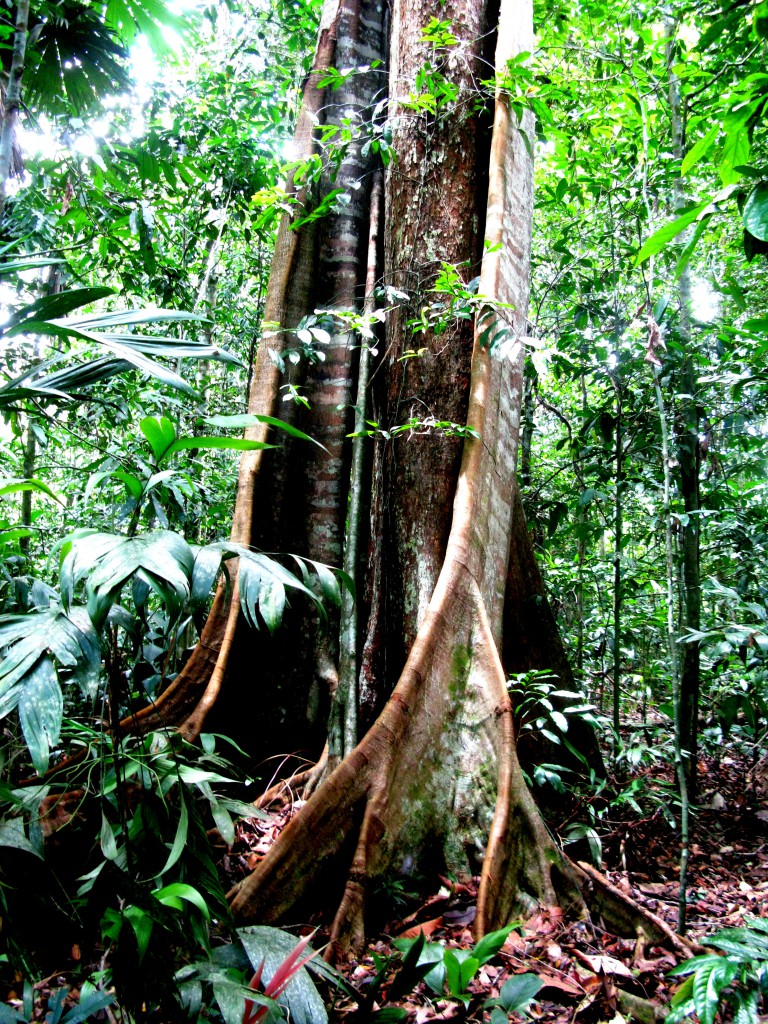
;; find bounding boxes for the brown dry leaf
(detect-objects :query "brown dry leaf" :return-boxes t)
[502,931,527,954]
[578,954,635,980]
[399,916,444,939]
[536,967,586,998]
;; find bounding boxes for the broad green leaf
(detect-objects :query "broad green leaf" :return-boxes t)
[0,258,63,276]
[60,991,116,1024]
[0,818,43,858]
[674,216,710,281]
[165,436,276,456]
[0,1002,26,1021]
[212,977,249,1024]
[681,124,719,176]
[59,308,205,329]
[153,882,210,919]
[733,989,760,1024]
[201,413,327,450]
[459,955,479,990]
[719,102,759,185]
[743,182,768,242]
[259,580,286,634]
[500,973,543,1011]
[124,905,153,961]
[237,926,329,1024]
[18,657,62,774]
[141,416,177,462]
[190,544,225,609]
[3,288,114,332]
[84,531,194,623]
[635,201,709,264]
[473,923,518,965]
[444,949,462,996]
[550,709,569,732]
[144,469,179,495]
[208,797,235,846]
[0,478,62,503]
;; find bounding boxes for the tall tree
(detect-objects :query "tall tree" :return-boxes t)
[117,0,601,949]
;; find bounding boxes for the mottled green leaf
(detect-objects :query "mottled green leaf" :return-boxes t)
[743,182,768,242]
[18,657,62,774]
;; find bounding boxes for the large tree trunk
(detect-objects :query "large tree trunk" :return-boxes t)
[124,0,599,949]
[226,0,589,950]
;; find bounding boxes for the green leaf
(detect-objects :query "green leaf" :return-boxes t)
[459,955,479,990]
[473,923,518,965]
[0,818,43,858]
[444,949,461,996]
[0,1003,26,1022]
[141,416,177,462]
[100,812,119,861]
[201,413,328,450]
[124,905,154,961]
[165,436,276,456]
[212,977,249,1024]
[550,709,568,732]
[237,926,328,1024]
[3,288,114,332]
[61,991,116,1024]
[743,182,768,242]
[259,580,286,634]
[208,797,235,846]
[681,124,719,176]
[674,216,710,281]
[732,988,760,1024]
[719,106,755,185]
[80,531,194,625]
[154,882,210,919]
[635,202,709,264]
[500,973,543,1012]
[190,544,225,610]
[159,796,189,873]
[0,478,63,504]
[18,657,62,774]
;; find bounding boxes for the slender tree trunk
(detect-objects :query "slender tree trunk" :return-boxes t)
[0,0,29,219]
[612,377,623,736]
[19,421,35,554]
[667,20,701,794]
[652,365,689,934]
[331,171,383,762]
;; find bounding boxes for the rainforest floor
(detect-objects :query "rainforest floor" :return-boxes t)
[6,743,767,1022]
[228,744,768,1023]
